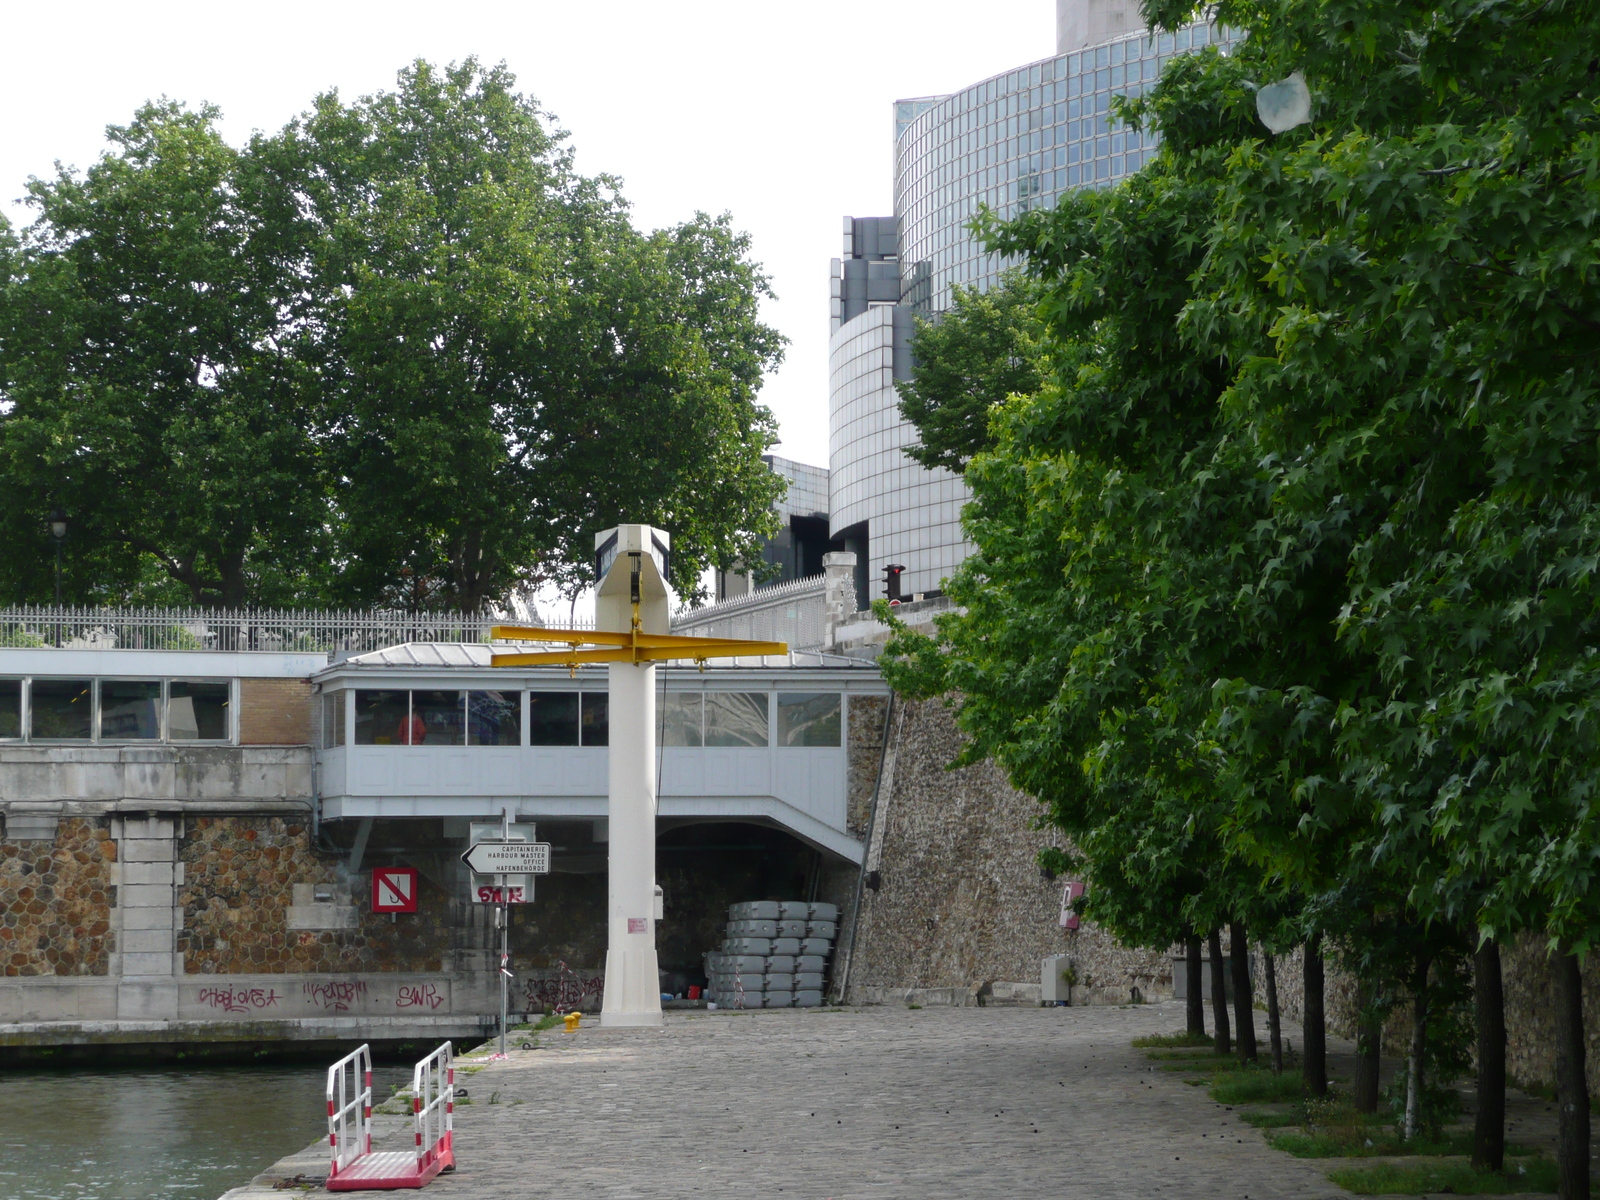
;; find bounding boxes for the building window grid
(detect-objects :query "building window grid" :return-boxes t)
[894,23,1233,314]
[0,676,235,743]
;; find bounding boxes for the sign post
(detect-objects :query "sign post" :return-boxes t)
[461,817,551,1053]
[488,524,787,1028]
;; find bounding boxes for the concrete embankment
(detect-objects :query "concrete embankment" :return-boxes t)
[0,1013,493,1066]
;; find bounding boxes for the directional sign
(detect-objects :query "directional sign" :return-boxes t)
[371,866,418,913]
[462,840,551,876]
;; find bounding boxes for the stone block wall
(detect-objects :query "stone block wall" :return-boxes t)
[0,817,115,976]
[845,697,1169,1003]
[1237,934,1600,1097]
[846,694,889,838]
[178,816,457,974]
[239,678,314,745]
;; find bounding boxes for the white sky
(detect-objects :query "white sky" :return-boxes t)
[0,0,1055,469]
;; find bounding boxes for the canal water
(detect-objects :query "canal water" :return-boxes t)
[0,1062,410,1200]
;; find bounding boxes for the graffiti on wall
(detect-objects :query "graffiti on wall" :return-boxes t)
[524,962,604,1014]
[396,983,445,1010]
[303,980,368,1011]
[196,985,280,1013]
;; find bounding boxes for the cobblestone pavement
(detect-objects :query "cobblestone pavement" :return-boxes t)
[428,1002,1357,1200]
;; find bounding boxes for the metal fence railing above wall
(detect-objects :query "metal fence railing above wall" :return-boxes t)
[0,605,520,653]
[671,575,828,651]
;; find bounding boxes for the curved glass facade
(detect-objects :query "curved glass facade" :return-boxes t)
[826,17,1236,606]
[895,20,1234,313]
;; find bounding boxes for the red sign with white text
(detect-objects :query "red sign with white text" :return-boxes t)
[372,867,419,913]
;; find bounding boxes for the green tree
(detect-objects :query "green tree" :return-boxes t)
[262,59,785,607]
[0,101,327,607]
[1164,0,1600,1185]
[0,60,786,610]
[894,271,1046,474]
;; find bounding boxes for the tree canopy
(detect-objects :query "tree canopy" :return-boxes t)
[0,59,784,609]
[894,271,1046,474]
[883,0,1600,1178]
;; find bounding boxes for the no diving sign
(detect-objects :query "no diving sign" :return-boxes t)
[372,867,419,913]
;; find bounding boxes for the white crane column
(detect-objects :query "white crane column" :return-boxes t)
[595,524,671,1029]
[601,658,661,1026]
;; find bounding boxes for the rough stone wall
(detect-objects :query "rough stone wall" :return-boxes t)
[846,694,889,838]
[1498,934,1600,1095]
[0,817,115,977]
[845,697,1169,1001]
[239,679,314,745]
[178,816,456,974]
[1247,934,1600,1096]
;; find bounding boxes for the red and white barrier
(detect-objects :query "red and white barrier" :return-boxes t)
[326,1041,455,1190]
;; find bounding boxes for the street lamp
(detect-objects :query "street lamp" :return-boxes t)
[48,508,67,606]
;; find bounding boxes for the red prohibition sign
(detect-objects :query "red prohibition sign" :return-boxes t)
[372,867,419,913]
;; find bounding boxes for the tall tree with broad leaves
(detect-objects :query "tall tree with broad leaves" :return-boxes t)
[1159,0,1600,1186]
[0,60,786,610]
[894,270,1047,474]
[0,101,328,607]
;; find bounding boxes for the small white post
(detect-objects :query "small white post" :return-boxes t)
[498,808,510,1055]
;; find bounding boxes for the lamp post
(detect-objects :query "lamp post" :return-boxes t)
[47,508,67,606]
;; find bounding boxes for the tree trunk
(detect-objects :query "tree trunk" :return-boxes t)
[1353,976,1382,1114]
[1230,921,1258,1061]
[1208,927,1231,1056]
[1404,951,1431,1142]
[1303,932,1327,1097]
[1264,951,1284,1074]
[1186,934,1205,1038]
[1472,937,1505,1172]
[1553,948,1590,1200]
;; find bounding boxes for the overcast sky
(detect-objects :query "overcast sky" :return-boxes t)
[0,0,1054,469]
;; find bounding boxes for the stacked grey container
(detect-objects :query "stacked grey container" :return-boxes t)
[705,901,839,1008]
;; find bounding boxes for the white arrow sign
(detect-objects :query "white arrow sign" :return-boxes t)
[462,840,552,876]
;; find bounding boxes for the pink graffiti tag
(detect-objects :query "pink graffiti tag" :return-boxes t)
[197,986,280,1013]
[303,980,368,1011]
[396,983,444,1010]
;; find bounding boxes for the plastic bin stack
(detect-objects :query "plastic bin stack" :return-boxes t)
[706,900,839,1008]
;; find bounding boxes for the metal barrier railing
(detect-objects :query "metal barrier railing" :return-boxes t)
[325,1043,373,1181]
[326,1040,455,1190]
[411,1041,455,1180]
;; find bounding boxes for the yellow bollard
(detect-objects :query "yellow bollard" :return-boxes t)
[563,1011,581,1032]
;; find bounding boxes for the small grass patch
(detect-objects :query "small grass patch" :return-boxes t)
[1327,1158,1559,1195]
[530,1012,563,1032]
[1132,1031,1213,1048]
[1237,1108,1304,1129]
[1143,1048,1220,1061]
[1273,1129,1537,1160]
[1161,1057,1250,1074]
[1209,1068,1306,1104]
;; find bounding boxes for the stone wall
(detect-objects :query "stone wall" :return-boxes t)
[844,697,1169,1004]
[179,816,458,975]
[846,694,889,838]
[0,817,115,977]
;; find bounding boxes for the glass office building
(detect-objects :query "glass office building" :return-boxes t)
[897,20,1234,312]
[827,6,1234,602]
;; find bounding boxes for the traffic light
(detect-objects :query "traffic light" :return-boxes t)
[882,564,906,603]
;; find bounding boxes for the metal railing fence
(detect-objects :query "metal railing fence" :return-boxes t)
[0,605,548,653]
[671,575,828,650]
